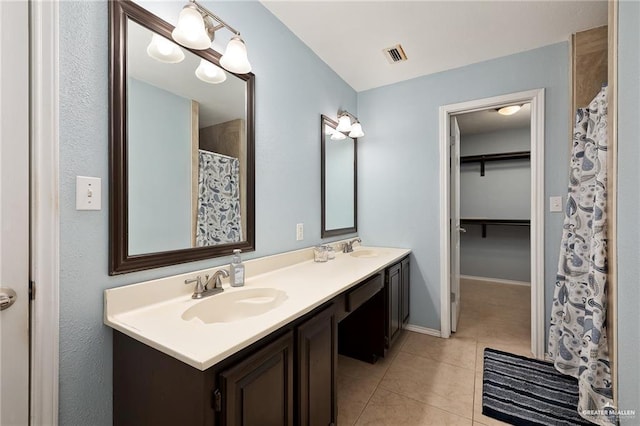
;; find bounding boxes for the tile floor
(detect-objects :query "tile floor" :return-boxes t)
[337,278,531,426]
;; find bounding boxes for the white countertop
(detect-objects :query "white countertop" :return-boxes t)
[104,244,410,370]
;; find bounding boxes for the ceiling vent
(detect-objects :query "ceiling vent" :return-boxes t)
[383,44,408,64]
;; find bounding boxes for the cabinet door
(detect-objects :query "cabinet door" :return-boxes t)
[297,304,336,426]
[219,331,294,426]
[386,263,402,348]
[401,257,410,326]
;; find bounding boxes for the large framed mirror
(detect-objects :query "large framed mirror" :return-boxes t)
[109,0,255,274]
[321,115,357,238]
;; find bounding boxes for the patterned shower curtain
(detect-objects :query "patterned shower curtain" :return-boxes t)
[196,150,243,246]
[548,87,615,426]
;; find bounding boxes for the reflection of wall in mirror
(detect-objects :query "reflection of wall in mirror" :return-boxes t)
[199,119,247,236]
[325,137,355,230]
[128,77,192,255]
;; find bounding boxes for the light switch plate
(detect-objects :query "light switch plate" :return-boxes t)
[76,176,102,210]
[549,196,563,213]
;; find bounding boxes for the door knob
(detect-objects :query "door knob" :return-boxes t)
[0,288,17,311]
[458,227,467,233]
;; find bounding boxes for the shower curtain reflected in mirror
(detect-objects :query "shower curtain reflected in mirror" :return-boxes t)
[548,87,614,426]
[196,150,242,246]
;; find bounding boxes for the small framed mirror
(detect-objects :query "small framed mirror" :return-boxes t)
[109,0,255,274]
[321,115,357,238]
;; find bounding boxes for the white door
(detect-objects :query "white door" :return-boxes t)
[0,0,31,424]
[450,117,462,332]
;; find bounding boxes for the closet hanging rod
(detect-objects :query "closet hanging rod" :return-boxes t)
[460,150,530,176]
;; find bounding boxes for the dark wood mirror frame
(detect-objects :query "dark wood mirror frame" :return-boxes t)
[320,115,357,238]
[109,0,255,275]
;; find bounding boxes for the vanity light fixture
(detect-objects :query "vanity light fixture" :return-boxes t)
[330,131,347,141]
[195,58,227,84]
[336,110,365,138]
[172,0,252,74]
[146,34,185,63]
[497,104,522,116]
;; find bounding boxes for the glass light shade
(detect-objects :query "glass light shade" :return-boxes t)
[220,37,252,74]
[497,105,522,116]
[330,131,347,141]
[324,125,335,135]
[336,115,352,132]
[195,59,227,84]
[147,34,185,63]
[171,5,211,50]
[348,122,364,138]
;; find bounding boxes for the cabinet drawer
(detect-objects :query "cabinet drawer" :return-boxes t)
[345,273,383,312]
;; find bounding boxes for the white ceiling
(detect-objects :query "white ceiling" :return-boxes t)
[261,0,608,92]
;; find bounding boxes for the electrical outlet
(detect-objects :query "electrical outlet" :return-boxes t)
[296,223,304,241]
[550,196,563,212]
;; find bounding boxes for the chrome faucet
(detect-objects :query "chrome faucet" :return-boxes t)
[184,269,229,299]
[342,238,362,253]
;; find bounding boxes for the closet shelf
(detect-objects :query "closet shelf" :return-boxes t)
[460,151,530,176]
[460,218,530,238]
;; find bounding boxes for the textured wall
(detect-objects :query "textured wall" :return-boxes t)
[616,0,640,421]
[460,127,531,282]
[357,43,570,330]
[58,1,356,424]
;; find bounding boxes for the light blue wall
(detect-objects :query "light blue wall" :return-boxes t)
[59,1,356,424]
[616,0,640,420]
[357,43,570,330]
[127,77,192,255]
[460,128,531,282]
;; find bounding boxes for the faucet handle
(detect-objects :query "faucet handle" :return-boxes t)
[185,276,204,298]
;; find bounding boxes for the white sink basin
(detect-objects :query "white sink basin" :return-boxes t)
[181,288,288,324]
[350,249,380,258]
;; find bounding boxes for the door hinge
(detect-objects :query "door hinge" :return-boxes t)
[29,280,35,300]
[451,292,456,303]
[213,389,222,412]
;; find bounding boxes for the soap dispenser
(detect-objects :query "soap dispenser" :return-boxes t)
[229,249,245,287]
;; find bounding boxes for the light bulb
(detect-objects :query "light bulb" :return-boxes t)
[348,122,364,138]
[147,34,185,63]
[497,105,522,116]
[336,115,352,132]
[195,59,227,84]
[220,36,252,74]
[330,131,347,141]
[172,5,211,50]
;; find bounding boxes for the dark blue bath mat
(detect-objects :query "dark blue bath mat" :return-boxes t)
[482,348,593,425]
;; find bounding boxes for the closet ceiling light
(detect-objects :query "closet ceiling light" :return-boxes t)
[497,105,522,116]
[172,0,252,74]
[195,59,227,84]
[146,34,185,63]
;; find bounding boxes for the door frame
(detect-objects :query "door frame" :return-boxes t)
[30,0,60,424]
[438,88,546,359]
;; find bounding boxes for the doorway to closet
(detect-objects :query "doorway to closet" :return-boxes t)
[453,104,532,354]
[439,89,545,359]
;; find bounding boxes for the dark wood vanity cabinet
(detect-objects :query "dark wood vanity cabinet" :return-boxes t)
[218,331,294,426]
[114,304,336,426]
[296,305,337,426]
[385,256,410,349]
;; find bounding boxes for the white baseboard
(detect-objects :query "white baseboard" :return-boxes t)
[460,275,531,287]
[404,324,441,337]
